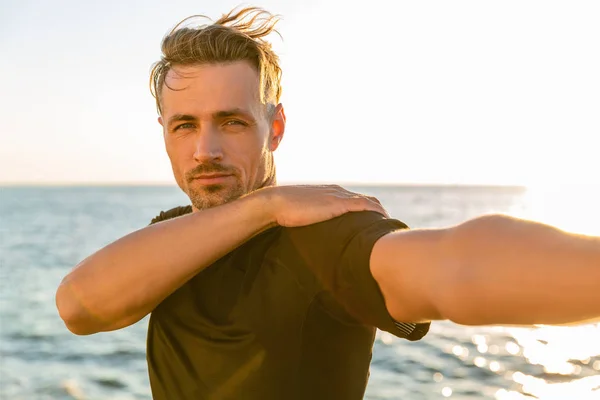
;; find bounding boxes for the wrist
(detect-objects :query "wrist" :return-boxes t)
[244,186,279,228]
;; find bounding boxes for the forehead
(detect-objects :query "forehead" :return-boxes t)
[161,62,261,117]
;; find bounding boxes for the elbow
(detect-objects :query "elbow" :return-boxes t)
[433,282,483,326]
[433,213,524,325]
[431,260,497,326]
[55,280,101,336]
[428,228,491,326]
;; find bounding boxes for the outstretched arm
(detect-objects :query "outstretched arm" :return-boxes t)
[371,214,600,326]
[56,185,387,335]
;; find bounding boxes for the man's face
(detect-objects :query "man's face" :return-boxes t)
[159,62,285,211]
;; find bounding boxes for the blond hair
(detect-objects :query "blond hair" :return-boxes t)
[150,6,283,115]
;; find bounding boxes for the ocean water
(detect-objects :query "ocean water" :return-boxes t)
[1,184,599,400]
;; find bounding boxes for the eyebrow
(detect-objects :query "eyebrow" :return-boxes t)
[213,108,255,122]
[167,109,256,128]
[167,114,196,127]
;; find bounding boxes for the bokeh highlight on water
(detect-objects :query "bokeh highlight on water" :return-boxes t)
[1,185,599,399]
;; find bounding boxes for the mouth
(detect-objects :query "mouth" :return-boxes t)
[191,174,233,185]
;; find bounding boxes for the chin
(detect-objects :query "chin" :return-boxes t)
[188,184,246,210]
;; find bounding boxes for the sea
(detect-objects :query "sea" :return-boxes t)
[1,184,599,400]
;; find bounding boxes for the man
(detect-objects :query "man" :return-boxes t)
[56,6,600,400]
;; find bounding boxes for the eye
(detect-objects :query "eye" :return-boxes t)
[173,123,195,131]
[224,120,248,127]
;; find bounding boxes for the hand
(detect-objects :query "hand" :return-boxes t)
[257,185,390,227]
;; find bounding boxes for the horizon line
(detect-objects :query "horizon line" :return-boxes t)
[0,180,528,188]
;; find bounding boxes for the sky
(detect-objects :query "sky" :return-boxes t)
[0,0,598,186]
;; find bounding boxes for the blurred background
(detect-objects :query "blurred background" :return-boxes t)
[1,0,599,399]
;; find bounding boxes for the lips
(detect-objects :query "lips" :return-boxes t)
[193,174,231,179]
[191,174,233,185]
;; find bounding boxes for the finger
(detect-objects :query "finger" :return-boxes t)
[354,195,388,215]
[329,190,389,217]
[348,197,390,218]
[365,196,390,218]
[366,195,382,205]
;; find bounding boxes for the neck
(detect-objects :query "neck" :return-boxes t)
[260,173,277,189]
[258,158,277,189]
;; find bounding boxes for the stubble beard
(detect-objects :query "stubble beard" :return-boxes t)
[185,156,276,211]
[187,179,247,210]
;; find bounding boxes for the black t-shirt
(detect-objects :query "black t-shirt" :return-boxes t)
[146,207,430,400]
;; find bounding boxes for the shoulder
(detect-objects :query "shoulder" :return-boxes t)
[284,211,408,244]
[149,205,193,225]
[272,211,408,270]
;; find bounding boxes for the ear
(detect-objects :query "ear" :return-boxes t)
[269,104,286,151]
[158,116,164,127]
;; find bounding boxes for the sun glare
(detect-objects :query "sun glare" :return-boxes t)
[496,183,600,399]
[521,184,600,236]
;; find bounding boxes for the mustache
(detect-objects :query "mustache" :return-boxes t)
[185,162,238,181]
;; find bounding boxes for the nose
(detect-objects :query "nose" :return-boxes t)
[193,126,223,163]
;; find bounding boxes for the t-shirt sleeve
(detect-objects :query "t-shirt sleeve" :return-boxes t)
[280,211,430,341]
[149,205,193,225]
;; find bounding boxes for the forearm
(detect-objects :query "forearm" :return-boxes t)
[440,214,600,326]
[56,191,274,335]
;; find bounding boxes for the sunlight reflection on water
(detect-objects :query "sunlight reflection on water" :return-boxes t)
[3,185,599,399]
[499,184,600,399]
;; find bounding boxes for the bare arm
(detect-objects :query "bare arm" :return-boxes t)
[371,214,600,327]
[56,185,387,335]
[56,192,273,335]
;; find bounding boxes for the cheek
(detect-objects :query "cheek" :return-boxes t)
[166,134,191,157]
[165,143,181,168]
[228,134,268,167]
[165,138,194,175]
[248,146,272,183]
